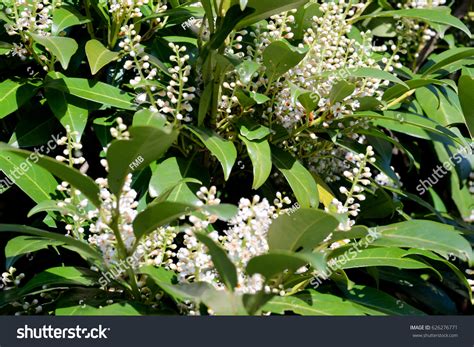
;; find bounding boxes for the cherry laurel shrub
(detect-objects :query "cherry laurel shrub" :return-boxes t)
[0,0,473,316]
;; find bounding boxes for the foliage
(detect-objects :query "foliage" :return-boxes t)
[0,0,473,316]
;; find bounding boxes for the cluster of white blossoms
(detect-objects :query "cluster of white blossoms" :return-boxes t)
[3,0,61,60]
[1,267,24,290]
[108,0,148,18]
[120,25,195,122]
[326,146,376,231]
[399,0,446,9]
[174,189,291,294]
[273,1,390,130]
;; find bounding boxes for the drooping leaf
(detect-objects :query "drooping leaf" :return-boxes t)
[240,136,272,189]
[0,80,37,119]
[263,40,307,80]
[458,75,474,138]
[52,6,90,35]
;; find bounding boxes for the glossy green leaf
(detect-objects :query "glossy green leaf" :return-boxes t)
[263,290,366,315]
[56,303,141,316]
[373,221,473,265]
[107,125,178,194]
[85,39,120,75]
[272,147,319,208]
[421,47,474,77]
[45,89,88,140]
[263,40,307,79]
[0,144,101,207]
[329,80,355,104]
[0,152,57,204]
[5,236,64,268]
[348,67,408,88]
[237,0,308,29]
[458,75,474,138]
[246,251,326,279]
[267,209,339,252]
[133,201,193,240]
[240,136,272,189]
[0,80,37,119]
[52,6,90,35]
[132,109,167,128]
[31,34,78,70]
[187,126,237,180]
[195,233,238,290]
[46,72,135,110]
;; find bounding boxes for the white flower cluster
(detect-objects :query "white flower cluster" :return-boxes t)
[120,25,195,121]
[1,266,24,290]
[4,0,59,37]
[174,189,292,295]
[274,1,390,130]
[326,146,376,231]
[108,0,148,18]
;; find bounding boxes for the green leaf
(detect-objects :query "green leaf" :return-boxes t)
[0,152,57,204]
[246,251,326,279]
[28,200,76,218]
[339,284,426,315]
[195,233,238,290]
[236,60,260,84]
[85,39,120,75]
[329,247,436,271]
[329,80,355,104]
[361,8,471,37]
[349,67,408,88]
[198,82,213,126]
[0,80,37,119]
[107,125,178,194]
[0,41,13,55]
[263,40,307,79]
[373,221,473,265]
[458,75,474,138]
[187,126,237,181]
[133,201,193,240]
[56,303,141,316]
[31,34,78,70]
[263,290,366,315]
[416,86,464,126]
[238,119,271,140]
[0,144,101,207]
[382,78,448,101]
[0,225,103,264]
[149,157,201,204]
[52,6,90,35]
[268,209,339,252]
[420,48,474,77]
[237,0,308,29]
[132,109,167,128]
[5,236,64,268]
[45,89,88,140]
[46,72,136,110]
[240,136,272,189]
[272,147,319,208]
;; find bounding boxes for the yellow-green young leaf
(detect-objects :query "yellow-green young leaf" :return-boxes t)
[240,136,272,189]
[52,6,90,35]
[0,144,101,207]
[85,39,120,75]
[458,75,474,138]
[267,209,339,252]
[31,34,78,70]
[0,41,13,55]
[45,89,88,140]
[46,72,136,110]
[187,126,237,181]
[0,152,57,204]
[272,147,319,208]
[0,80,37,119]
[107,125,178,194]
